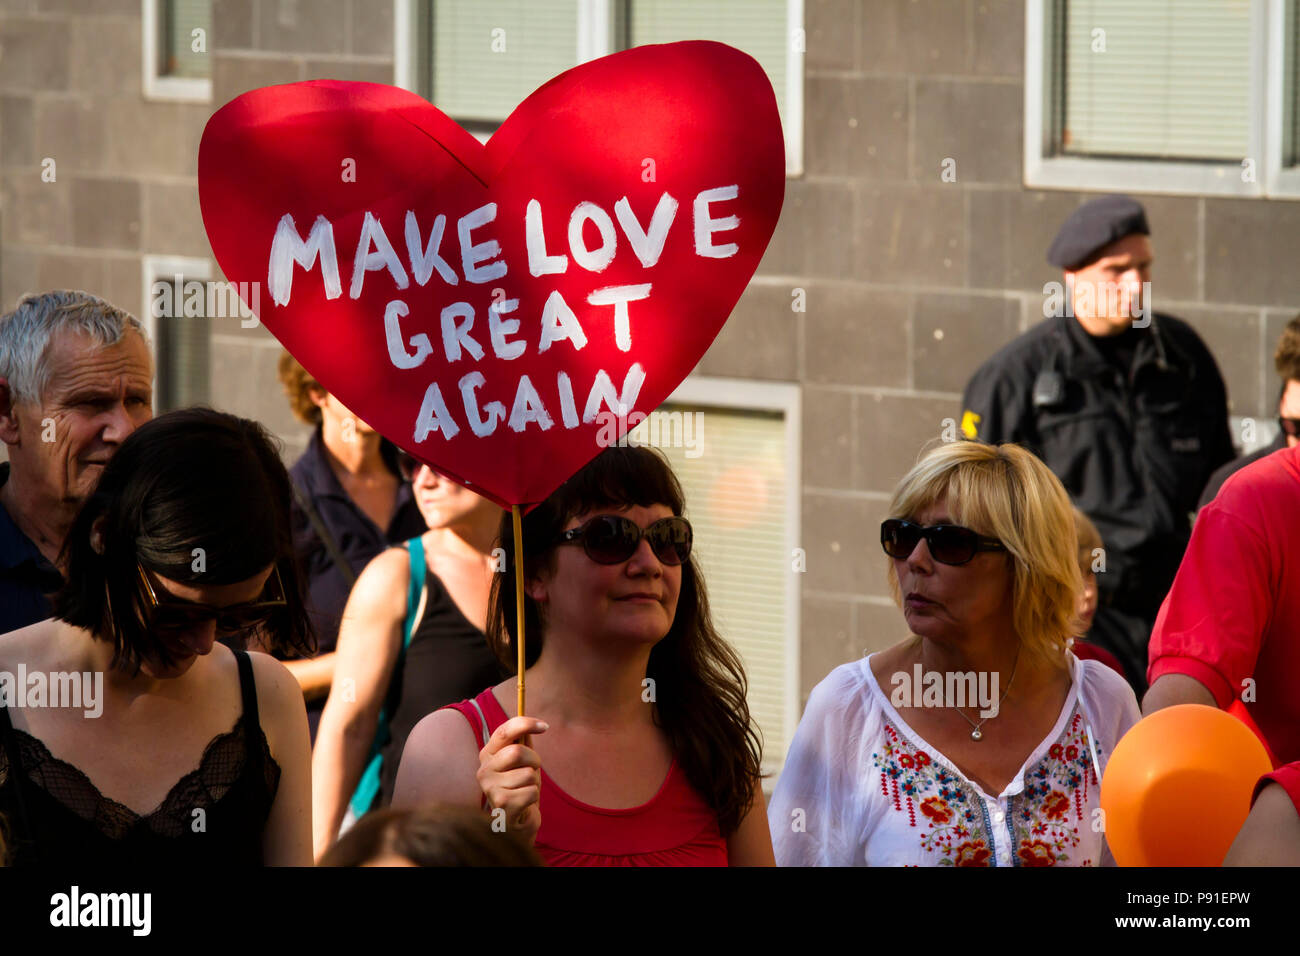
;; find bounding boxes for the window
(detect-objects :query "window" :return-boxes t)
[141,256,211,412]
[1025,0,1300,197]
[396,0,804,174]
[628,377,801,777]
[142,0,212,102]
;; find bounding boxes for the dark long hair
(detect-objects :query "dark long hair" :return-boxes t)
[488,446,763,836]
[54,407,314,670]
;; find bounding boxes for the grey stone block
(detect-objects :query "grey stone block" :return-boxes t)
[38,0,138,14]
[349,0,394,57]
[302,59,393,85]
[34,97,107,173]
[855,599,905,657]
[799,595,855,702]
[1174,305,1261,419]
[70,17,141,95]
[1136,193,1199,304]
[0,18,72,92]
[804,284,908,387]
[968,188,1082,292]
[912,79,1022,185]
[210,338,302,436]
[806,0,858,72]
[1,171,74,246]
[143,180,210,258]
[1204,198,1300,308]
[856,184,966,286]
[913,292,1020,393]
[801,491,889,596]
[973,0,1023,77]
[855,392,956,492]
[214,0,255,50]
[104,100,208,178]
[70,176,141,249]
[257,0,349,55]
[0,95,34,165]
[804,75,908,180]
[696,280,799,381]
[757,179,857,280]
[211,54,303,104]
[101,254,146,320]
[802,385,853,488]
[860,0,970,74]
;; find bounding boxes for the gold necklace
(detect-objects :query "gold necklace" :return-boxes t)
[955,646,1020,741]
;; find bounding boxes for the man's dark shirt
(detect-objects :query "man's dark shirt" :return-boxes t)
[1197,431,1287,511]
[0,462,63,634]
[960,313,1233,685]
[288,429,427,737]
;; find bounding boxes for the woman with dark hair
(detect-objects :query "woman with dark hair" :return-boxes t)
[0,408,313,866]
[392,446,773,865]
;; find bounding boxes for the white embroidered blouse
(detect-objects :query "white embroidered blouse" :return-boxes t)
[768,652,1141,866]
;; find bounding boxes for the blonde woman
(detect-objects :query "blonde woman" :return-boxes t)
[769,442,1139,867]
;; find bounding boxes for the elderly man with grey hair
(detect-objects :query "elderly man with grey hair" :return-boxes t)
[0,290,153,633]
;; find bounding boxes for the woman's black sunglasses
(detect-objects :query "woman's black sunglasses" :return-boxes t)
[555,515,693,566]
[880,518,1006,566]
[136,562,287,635]
[396,450,424,481]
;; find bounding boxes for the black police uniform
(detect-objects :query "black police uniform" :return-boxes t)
[960,310,1233,691]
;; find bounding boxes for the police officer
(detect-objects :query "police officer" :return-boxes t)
[960,194,1232,692]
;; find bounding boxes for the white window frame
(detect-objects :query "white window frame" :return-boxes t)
[662,374,801,777]
[140,254,212,405]
[1024,0,1290,198]
[141,0,212,103]
[395,0,804,175]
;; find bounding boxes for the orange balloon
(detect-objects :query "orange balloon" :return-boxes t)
[1100,704,1273,866]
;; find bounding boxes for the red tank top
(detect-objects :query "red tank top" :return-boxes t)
[443,688,729,867]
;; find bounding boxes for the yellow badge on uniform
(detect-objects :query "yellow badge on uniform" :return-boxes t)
[960,410,981,440]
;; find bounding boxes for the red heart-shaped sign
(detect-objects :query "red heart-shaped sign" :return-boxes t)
[199,41,784,507]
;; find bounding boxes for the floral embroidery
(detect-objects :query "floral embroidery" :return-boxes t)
[1018,839,1056,866]
[871,706,1101,867]
[953,840,992,867]
[872,723,987,866]
[919,795,952,824]
[1011,709,1099,867]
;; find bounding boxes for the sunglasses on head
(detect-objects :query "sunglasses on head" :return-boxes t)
[555,515,693,566]
[1279,417,1300,439]
[880,518,1006,566]
[136,562,288,635]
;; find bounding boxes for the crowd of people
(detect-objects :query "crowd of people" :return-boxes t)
[0,190,1298,867]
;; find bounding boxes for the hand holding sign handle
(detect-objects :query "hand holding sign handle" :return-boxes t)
[199,42,785,718]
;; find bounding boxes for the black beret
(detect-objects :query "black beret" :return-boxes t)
[1046,194,1150,270]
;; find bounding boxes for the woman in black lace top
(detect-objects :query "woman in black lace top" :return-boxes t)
[0,409,315,866]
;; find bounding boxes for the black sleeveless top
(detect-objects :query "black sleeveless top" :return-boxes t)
[0,649,279,867]
[376,569,504,807]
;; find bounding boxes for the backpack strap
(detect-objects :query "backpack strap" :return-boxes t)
[347,537,427,818]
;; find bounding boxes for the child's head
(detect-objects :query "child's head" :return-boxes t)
[319,804,543,867]
[1072,507,1103,633]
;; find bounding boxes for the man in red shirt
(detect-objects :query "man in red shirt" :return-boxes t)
[1143,445,1300,764]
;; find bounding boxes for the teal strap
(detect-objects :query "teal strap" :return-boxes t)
[347,537,426,819]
